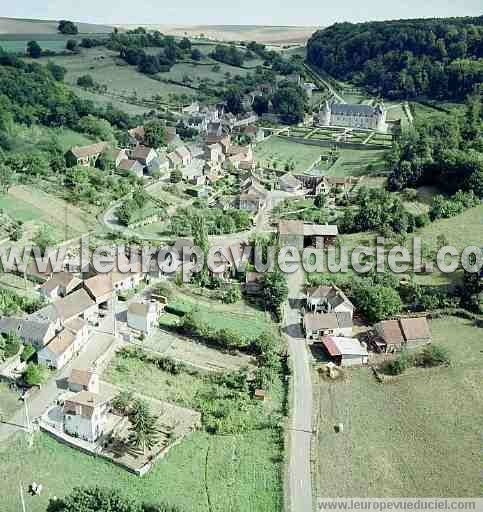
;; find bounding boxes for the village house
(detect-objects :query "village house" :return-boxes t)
[118,159,144,178]
[303,311,353,341]
[127,126,146,148]
[175,145,192,167]
[167,151,182,169]
[39,272,82,301]
[278,220,338,249]
[0,316,59,350]
[204,142,225,164]
[374,317,431,352]
[305,285,354,317]
[65,142,110,168]
[225,145,255,171]
[110,148,128,168]
[238,176,269,213]
[68,368,100,394]
[242,125,265,142]
[131,146,158,170]
[54,288,99,324]
[63,391,111,443]
[127,301,159,335]
[321,336,368,367]
[37,317,89,370]
[82,274,114,308]
[278,173,304,194]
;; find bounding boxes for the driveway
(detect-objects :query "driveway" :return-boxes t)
[284,268,313,512]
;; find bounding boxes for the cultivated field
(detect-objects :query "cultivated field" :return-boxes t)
[122,24,319,45]
[327,148,387,177]
[0,17,113,35]
[312,316,482,498]
[30,48,196,104]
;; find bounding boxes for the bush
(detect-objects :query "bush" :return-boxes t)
[23,363,48,386]
[221,284,241,304]
[383,351,412,375]
[416,344,451,367]
[20,343,36,362]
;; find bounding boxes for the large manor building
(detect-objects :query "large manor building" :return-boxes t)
[317,100,387,132]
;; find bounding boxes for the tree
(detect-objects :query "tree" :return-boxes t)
[353,285,402,323]
[78,115,114,141]
[144,120,167,148]
[96,149,115,172]
[0,162,14,195]
[128,399,160,456]
[191,48,202,61]
[47,62,67,82]
[20,343,36,362]
[179,37,192,51]
[272,82,307,124]
[33,224,58,255]
[170,169,183,183]
[58,20,78,35]
[66,39,78,52]
[77,74,95,88]
[191,212,209,256]
[26,41,42,59]
[261,271,288,320]
[23,363,48,386]
[112,390,134,415]
[253,95,269,116]
[222,284,241,304]
[224,88,244,115]
[47,486,184,512]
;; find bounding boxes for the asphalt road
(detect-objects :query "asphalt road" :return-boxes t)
[285,268,313,512]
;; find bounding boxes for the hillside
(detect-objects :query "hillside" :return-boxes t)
[307,16,483,100]
[0,17,114,34]
[121,24,319,45]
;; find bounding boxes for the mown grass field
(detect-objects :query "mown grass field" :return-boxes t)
[0,429,282,512]
[254,136,326,172]
[313,316,482,498]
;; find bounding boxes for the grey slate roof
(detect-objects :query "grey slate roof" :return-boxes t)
[331,104,377,116]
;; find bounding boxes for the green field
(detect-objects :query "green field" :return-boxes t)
[313,316,482,497]
[254,136,326,172]
[0,185,97,242]
[0,429,282,512]
[167,290,274,341]
[327,148,387,177]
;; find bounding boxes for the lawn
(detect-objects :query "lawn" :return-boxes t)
[327,148,387,177]
[254,136,326,172]
[0,382,21,420]
[313,316,482,498]
[0,429,282,512]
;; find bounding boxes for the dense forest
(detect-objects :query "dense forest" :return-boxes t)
[307,16,483,99]
[386,95,483,197]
